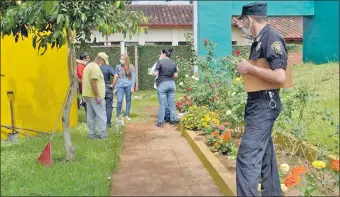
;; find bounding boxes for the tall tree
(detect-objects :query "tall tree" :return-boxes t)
[0,0,147,161]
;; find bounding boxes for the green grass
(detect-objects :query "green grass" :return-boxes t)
[1,124,122,196]
[291,62,339,154]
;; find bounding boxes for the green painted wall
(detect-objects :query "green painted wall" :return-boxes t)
[303,1,339,64]
[197,1,232,57]
[231,1,314,16]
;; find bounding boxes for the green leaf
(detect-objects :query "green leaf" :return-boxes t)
[32,36,37,49]
[43,1,54,14]
[57,14,63,25]
[81,13,86,22]
[115,1,121,8]
[64,16,70,28]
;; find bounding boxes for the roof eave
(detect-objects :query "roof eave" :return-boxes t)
[141,24,192,27]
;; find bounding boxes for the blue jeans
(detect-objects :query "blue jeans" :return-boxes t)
[105,87,114,126]
[116,85,132,117]
[84,97,107,138]
[157,81,176,123]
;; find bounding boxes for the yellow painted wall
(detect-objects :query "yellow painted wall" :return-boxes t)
[0,34,78,140]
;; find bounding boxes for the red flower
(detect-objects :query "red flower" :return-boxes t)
[186,87,191,91]
[292,166,306,175]
[210,84,216,88]
[235,50,241,56]
[211,95,216,102]
[204,40,207,44]
[176,102,180,107]
[332,160,339,171]
[184,95,188,99]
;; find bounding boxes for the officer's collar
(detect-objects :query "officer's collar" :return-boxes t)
[255,24,270,42]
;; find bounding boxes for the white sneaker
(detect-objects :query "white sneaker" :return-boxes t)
[125,116,131,121]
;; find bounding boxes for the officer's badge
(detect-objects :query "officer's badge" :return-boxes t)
[256,42,261,51]
[271,41,282,55]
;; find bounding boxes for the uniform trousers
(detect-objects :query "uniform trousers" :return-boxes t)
[236,90,282,196]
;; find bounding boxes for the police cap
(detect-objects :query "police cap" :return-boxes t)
[238,2,267,19]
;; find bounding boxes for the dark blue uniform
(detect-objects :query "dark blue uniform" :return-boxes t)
[100,64,116,128]
[236,3,288,197]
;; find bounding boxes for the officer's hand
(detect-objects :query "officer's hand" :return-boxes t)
[236,60,253,75]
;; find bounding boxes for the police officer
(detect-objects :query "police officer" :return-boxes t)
[235,2,288,196]
[100,61,116,128]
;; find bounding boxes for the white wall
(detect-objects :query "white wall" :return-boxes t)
[90,26,252,46]
[91,27,192,46]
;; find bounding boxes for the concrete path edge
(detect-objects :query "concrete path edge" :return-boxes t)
[179,125,237,196]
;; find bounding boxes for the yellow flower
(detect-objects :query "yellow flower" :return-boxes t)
[235,77,241,82]
[312,160,326,169]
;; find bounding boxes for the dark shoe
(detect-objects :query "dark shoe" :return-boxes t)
[170,120,180,125]
[107,123,112,128]
[164,119,171,123]
[156,122,164,128]
[98,135,108,139]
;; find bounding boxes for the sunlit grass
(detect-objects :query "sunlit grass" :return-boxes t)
[291,62,339,154]
[1,123,122,196]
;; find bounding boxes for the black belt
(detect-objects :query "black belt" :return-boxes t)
[247,89,280,99]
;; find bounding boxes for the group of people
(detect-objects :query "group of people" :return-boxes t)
[76,52,135,139]
[76,46,180,138]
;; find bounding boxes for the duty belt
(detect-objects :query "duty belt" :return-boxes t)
[247,89,280,109]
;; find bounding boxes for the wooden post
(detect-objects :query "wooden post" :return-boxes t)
[134,45,139,91]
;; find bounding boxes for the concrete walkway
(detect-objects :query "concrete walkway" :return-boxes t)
[111,120,222,196]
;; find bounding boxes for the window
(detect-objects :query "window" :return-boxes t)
[145,42,172,45]
[232,41,237,45]
[111,42,120,46]
[178,42,187,45]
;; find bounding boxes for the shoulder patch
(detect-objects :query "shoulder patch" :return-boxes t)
[271,41,283,55]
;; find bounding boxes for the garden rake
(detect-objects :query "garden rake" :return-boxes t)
[37,83,72,167]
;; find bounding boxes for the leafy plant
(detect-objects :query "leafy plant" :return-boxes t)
[1,0,147,161]
[299,160,339,196]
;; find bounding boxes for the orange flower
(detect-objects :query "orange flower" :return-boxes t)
[292,166,306,175]
[223,132,231,142]
[211,131,219,137]
[284,174,301,188]
[331,160,339,171]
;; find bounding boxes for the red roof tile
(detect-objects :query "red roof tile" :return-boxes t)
[128,4,302,39]
[128,4,192,27]
[232,17,303,40]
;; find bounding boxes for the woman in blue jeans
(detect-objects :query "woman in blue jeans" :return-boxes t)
[153,47,179,128]
[112,54,135,121]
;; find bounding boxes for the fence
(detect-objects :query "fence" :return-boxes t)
[76,44,302,90]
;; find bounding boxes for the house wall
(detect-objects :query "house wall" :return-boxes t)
[0,34,78,140]
[90,26,259,46]
[91,27,192,46]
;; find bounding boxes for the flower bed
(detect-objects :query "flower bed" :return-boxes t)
[180,107,339,196]
[176,38,339,196]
